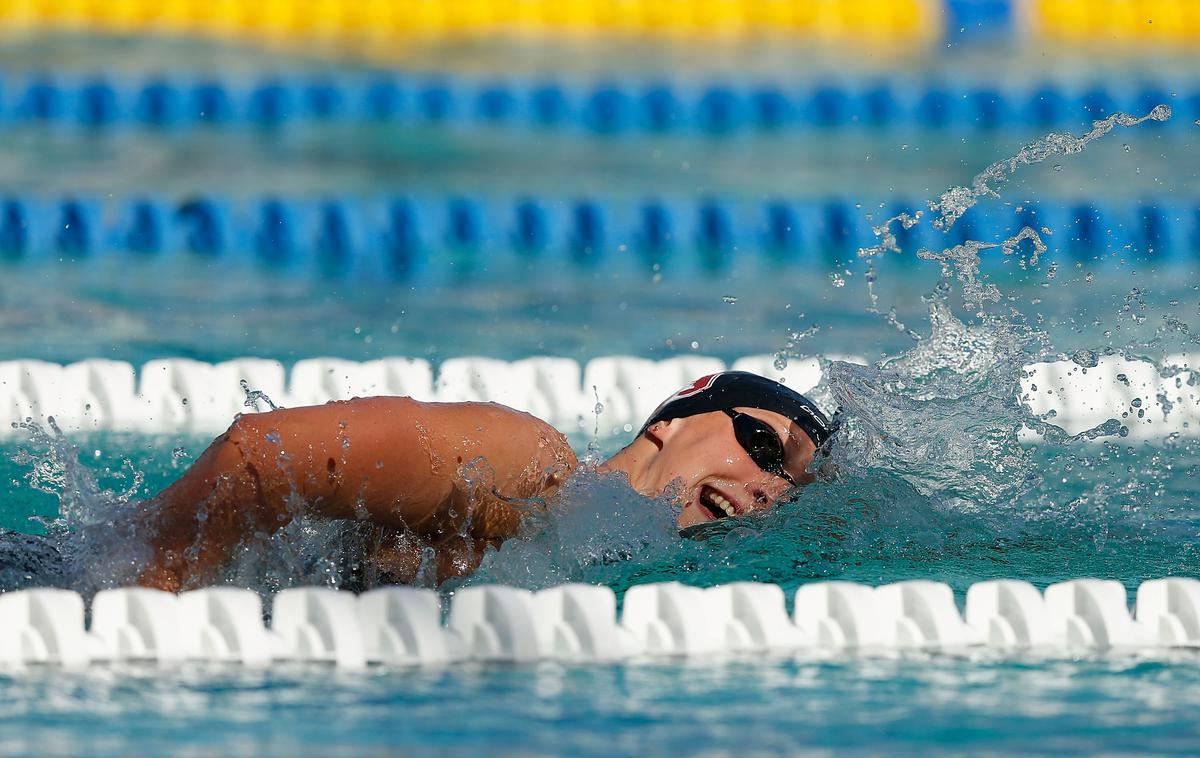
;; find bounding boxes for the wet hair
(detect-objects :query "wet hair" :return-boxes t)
[639,371,838,451]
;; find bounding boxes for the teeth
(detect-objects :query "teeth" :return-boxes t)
[708,491,736,517]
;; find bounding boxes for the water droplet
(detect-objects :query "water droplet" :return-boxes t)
[1071,349,1099,369]
[1123,144,1131,152]
[594,402,604,416]
[722,295,738,304]
[1053,164,1063,172]
[773,354,788,371]
[690,341,700,350]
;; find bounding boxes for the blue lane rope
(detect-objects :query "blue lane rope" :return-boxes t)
[0,194,1193,274]
[2,74,1195,134]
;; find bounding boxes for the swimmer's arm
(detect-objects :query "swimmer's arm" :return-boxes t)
[137,397,577,590]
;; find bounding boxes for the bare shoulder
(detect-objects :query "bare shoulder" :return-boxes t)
[347,395,578,485]
[228,395,577,495]
[415,398,578,480]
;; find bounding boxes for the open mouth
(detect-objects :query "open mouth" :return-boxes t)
[698,484,738,520]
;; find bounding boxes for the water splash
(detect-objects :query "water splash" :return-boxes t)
[467,466,681,591]
[7,419,151,594]
[240,379,282,412]
[931,105,1171,231]
[917,227,1047,312]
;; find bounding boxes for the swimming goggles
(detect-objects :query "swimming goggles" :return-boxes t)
[721,409,798,487]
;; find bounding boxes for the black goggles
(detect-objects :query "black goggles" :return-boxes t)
[721,409,798,487]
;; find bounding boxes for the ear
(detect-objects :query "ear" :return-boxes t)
[642,418,680,449]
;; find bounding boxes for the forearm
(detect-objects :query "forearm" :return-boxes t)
[135,411,332,589]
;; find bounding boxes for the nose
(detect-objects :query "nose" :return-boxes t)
[722,450,792,509]
[745,476,790,511]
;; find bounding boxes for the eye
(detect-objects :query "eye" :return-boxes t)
[747,426,785,465]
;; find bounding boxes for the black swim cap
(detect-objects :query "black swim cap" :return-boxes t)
[640,371,837,449]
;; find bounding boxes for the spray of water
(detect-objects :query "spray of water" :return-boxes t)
[932,106,1171,231]
[7,418,151,594]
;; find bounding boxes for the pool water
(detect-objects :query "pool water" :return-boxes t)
[4,655,1200,757]
[3,32,1200,758]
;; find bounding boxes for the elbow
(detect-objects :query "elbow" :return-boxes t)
[221,410,292,460]
[224,411,271,445]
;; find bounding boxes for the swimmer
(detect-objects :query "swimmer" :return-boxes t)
[136,372,836,591]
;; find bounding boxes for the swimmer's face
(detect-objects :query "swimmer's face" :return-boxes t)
[639,408,818,529]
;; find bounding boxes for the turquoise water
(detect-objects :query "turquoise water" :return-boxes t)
[4,656,1200,757]
[1,246,1197,367]
[3,32,1200,758]
[3,425,1200,755]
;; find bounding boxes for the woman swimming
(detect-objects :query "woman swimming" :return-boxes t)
[136,371,835,590]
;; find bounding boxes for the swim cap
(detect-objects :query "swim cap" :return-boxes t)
[640,371,837,449]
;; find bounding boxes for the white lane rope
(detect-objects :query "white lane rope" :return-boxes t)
[1,577,1197,668]
[0,353,1196,439]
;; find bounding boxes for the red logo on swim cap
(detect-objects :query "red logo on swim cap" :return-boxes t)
[672,373,721,400]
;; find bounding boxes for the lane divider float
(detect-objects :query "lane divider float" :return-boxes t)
[2,577,1199,668]
[2,74,1191,134]
[0,353,1197,441]
[0,194,1191,267]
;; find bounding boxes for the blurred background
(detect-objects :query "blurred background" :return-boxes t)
[0,0,1195,369]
